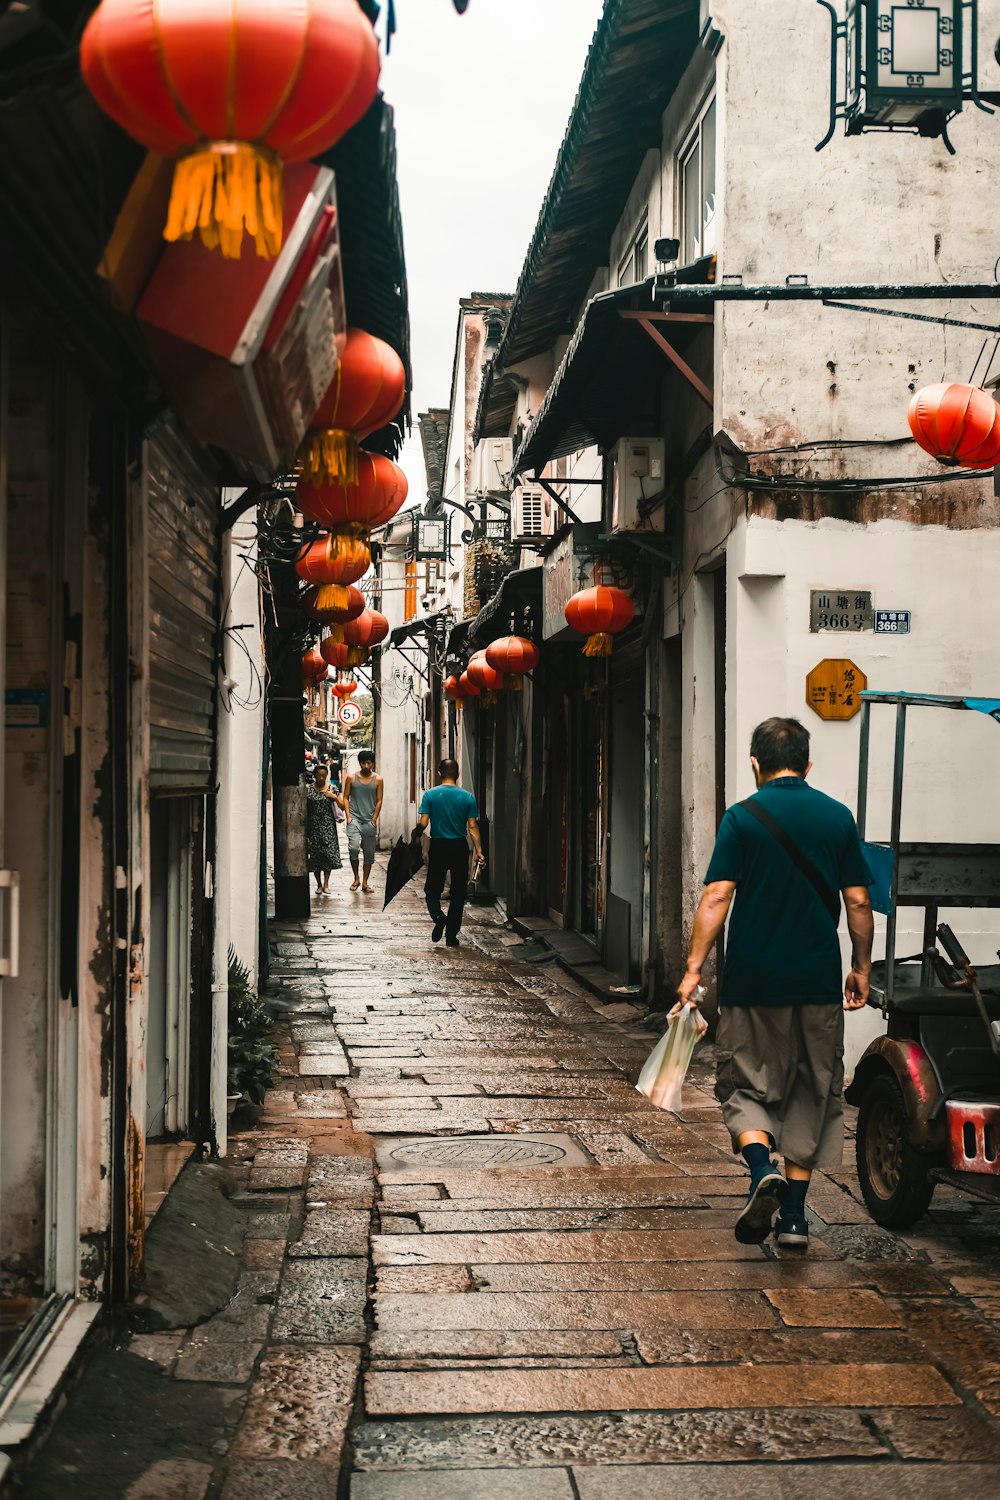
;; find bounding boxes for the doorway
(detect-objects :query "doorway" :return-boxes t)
[147,798,196,1139]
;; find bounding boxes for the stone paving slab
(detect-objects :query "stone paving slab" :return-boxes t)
[365,1361,959,1416]
[570,1464,1000,1499]
[400,1259,948,1295]
[123,1459,214,1499]
[231,1347,360,1462]
[350,1469,575,1499]
[372,1230,771,1265]
[272,1260,368,1343]
[289,1209,371,1258]
[374,1290,778,1332]
[221,1459,341,1499]
[765,1287,903,1328]
[350,1407,886,1467]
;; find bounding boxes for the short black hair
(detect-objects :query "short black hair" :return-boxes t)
[439,758,460,780]
[750,717,810,776]
[358,751,375,765]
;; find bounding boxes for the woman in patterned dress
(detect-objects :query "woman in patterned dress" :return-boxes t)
[306,765,343,892]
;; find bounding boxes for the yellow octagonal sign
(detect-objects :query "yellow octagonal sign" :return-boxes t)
[806,659,867,721]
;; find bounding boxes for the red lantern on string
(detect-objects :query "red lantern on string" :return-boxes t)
[342,608,380,665]
[320,637,351,670]
[81,0,379,260]
[301,583,365,625]
[367,609,389,646]
[300,330,406,483]
[444,674,465,700]
[485,634,539,691]
[331,677,358,700]
[301,647,327,679]
[466,652,504,693]
[564,585,635,657]
[907,383,1000,469]
[295,533,371,613]
[458,671,480,698]
[297,454,408,535]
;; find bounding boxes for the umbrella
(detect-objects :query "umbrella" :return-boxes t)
[382,825,425,910]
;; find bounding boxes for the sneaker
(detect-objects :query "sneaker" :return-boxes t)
[431,916,446,943]
[734,1170,788,1245]
[446,936,460,948]
[774,1211,809,1250]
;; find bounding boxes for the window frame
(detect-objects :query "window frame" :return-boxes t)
[678,91,717,266]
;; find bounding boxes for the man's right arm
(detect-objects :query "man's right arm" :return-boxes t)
[843,885,873,1010]
[468,816,484,860]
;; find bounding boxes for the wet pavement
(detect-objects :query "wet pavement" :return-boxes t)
[18,876,1000,1497]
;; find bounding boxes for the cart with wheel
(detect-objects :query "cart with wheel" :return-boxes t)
[846,690,1000,1229]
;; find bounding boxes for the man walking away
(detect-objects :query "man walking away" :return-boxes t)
[419,758,483,948]
[344,751,383,894]
[678,717,873,1250]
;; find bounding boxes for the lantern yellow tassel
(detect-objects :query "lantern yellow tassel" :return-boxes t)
[508,675,524,693]
[314,584,350,613]
[346,647,366,667]
[300,429,360,486]
[164,143,283,260]
[324,624,345,645]
[582,632,613,657]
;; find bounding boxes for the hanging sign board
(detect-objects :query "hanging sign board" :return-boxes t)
[806,659,867,721]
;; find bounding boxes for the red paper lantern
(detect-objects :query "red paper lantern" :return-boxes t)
[81,0,379,260]
[301,583,365,624]
[300,331,406,483]
[907,383,1000,469]
[466,652,505,696]
[301,647,327,679]
[342,608,379,650]
[320,637,351,670]
[297,454,407,534]
[564,585,635,657]
[295,534,371,607]
[485,635,539,678]
[367,609,390,646]
[444,674,465,700]
[331,677,357,700]
[458,670,480,698]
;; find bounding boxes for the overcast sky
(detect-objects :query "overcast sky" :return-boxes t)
[379,0,606,501]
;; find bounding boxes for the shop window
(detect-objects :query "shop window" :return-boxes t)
[617,217,649,287]
[679,95,717,264]
[404,557,417,621]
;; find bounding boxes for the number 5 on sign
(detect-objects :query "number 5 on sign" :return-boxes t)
[806,659,867,722]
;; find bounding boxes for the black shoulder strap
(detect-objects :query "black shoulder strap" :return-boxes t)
[739,798,841,929]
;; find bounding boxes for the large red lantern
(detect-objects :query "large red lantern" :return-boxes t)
[466,652,505,699]
[296,454,407,535]
[444,674,465,700]
[301,647,327,679]
[300,330,406,483]
[458,670,480,698]
[301,583,365,625]
[81,0,379,260]
[565,585,635,657]
[295,533,371,613]
[908,383,1000,470]
[320,637,350,670]
[367,609,390,646]
[485,634,539,692]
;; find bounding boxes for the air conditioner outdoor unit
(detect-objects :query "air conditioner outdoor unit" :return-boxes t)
[476,437,513,494]
[610,437,665,532]
[511,484,552,543]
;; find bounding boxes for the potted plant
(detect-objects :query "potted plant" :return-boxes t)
[227,949,278,1109]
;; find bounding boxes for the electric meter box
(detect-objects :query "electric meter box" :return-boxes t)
[610,437,666,532]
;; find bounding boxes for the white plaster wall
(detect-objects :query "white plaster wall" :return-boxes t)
[222,520,265,989]
[711,0,1000,455]
[728,513,1000,1074]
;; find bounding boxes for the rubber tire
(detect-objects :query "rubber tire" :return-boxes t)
[856,1072,935,1230]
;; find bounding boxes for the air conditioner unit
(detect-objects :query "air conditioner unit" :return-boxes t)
[476,437,513,494]
[610,437,665,532]
[511,484,552,543]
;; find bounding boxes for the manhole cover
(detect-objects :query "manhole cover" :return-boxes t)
[376,1133,587,1171]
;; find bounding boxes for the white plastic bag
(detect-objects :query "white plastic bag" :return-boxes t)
[636,991,708,1112]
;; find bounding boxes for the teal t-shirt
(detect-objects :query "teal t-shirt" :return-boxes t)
[705,776,872,1007]
[419,784,478,841]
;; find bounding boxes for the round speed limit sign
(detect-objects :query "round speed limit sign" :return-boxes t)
[338,700,362,727]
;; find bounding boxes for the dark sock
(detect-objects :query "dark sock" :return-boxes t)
[784,1177,809,1216]
[742,1142,773,1184]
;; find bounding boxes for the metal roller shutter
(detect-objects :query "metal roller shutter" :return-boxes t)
[145,424,220,790]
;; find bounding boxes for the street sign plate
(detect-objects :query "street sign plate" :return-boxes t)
[874,609,911,634]
[806,658,867,721]
[338,700,362,726]
[810,590,873,632]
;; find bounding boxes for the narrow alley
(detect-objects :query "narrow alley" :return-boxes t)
[23,882,1000,1498]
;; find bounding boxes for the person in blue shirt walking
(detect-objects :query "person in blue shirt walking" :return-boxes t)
[418,758,484,948]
